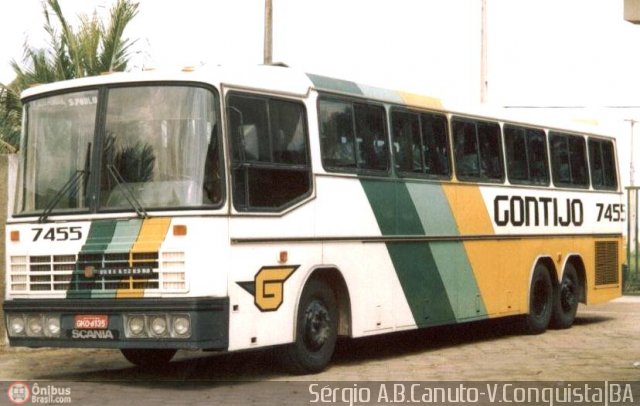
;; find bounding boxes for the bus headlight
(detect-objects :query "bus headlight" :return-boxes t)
[149,316,168,336]
[45,316,61,337]
[124,313,191,339]
[127,315,145,337]
[26,315,44,337]
[172,315,191,337]
[8,315,25,336]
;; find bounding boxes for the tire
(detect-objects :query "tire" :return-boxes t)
[523,264,553,334]
[550,263,579,329]
[282,279,338,374]
[121,348,177,368]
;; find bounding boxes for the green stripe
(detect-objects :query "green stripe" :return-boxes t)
[105,219,142,253]
[307,73,364,96]
[361,179,456,326]
[405,182,488,320]
[358,84,404,104]
[68,220,118,299]
[361,179,488,325]
[430,244,486,320]
[81,220,118,253]
[405,183,458,235]
[306,73,405,104]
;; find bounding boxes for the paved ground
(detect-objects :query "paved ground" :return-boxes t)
[0,297,638,405]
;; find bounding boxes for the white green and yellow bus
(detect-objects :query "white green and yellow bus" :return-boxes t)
[3,65,623,373]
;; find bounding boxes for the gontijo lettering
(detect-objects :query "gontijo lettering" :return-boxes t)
[494,195,583,227]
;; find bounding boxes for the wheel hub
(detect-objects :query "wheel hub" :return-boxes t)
[302,300,331,351]
[560,279,577,312]
[532,280,549,316]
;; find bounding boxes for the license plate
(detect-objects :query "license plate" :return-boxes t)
[74,315,108,330]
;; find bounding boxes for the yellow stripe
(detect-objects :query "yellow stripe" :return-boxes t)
[462,237,622,316]
[441,183,507,314]
[441,184,621,314]
[116,287,145,299]
[441,184,493,235]
[399,91,443,110]
[116,218,171,299]
[131,217,171,254]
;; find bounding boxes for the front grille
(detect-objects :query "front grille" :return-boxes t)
[9,252,187,294]
[72,251,160,291]
[10,255,76,292]
[595,241,619,285]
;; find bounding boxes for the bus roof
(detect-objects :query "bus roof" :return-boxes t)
[20,64,611,139]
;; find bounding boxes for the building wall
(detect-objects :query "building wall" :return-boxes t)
[0,154,17,344]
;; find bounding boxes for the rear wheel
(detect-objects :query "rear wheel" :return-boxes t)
[550,263,579,329]
[523,264,553,334]
[282,279,338,374]
[121,348,177,368]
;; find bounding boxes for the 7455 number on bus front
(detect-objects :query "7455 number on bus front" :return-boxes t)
[32,226,83,242]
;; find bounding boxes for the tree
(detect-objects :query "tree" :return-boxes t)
[0,0,139,152]
[0,85,20,153]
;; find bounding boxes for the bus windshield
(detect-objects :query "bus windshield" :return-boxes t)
[16,85,222,216]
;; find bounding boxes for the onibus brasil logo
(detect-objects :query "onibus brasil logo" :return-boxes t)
[7,382,30,405]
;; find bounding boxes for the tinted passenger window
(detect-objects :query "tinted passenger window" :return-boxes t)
[452,117,503,182]
[319,98,388,172]
[391,109,450,178]
[588,138,618,190]
[504,125,549,185]
[549,132,589,188]
[227,93,311,211]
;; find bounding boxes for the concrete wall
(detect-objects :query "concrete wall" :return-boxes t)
[625,0,640,23]
[1,154,17,345]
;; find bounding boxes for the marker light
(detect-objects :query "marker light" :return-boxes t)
[173,225,187,236]
[10,231,19,242]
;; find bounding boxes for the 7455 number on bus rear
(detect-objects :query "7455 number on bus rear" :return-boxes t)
[596,203,625,222]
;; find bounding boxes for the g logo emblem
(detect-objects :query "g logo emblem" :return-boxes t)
[237,265,299,311]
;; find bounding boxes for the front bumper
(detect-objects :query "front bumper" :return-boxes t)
[3,297,229,350]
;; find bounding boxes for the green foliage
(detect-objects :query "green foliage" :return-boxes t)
[0,0,140,152]
[0,85,21,153]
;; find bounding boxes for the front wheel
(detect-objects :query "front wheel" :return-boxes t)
[282,279,338,374]
[121,348,177,368]
[523,264,553,334]
[550,264,579,329]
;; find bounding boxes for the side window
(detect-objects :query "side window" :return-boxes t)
[421,113,451,177]
[391,109,450,178]
[504,124,549,185]
[227,93,311,211]
[391,110,421,173]
[318,99,356,169]
[589,138,618,190]
[319,97,389,172]
[550,132,589,188]
[452,117,503,182]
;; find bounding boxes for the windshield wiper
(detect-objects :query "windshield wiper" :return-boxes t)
[106,164,148,219]
[38,170,88,223]
[38,142,92,223]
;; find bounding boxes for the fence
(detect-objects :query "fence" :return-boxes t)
[626,186,640,294]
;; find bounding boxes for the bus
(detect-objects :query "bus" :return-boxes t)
[3,65,624,373]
